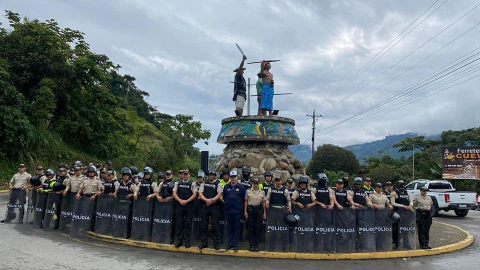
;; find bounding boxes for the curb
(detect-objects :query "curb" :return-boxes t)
[87,221,473,260]
[0,190,10,194]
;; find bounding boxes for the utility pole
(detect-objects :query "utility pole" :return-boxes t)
[412,143,415,181]
[306,109,323,158]
[247,78,251,116]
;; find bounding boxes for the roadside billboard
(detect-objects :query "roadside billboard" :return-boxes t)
[442,147,480,180]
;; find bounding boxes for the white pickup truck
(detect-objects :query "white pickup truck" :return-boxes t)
[406,179,478,217]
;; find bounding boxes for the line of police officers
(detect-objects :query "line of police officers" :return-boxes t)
[5,162,434,250]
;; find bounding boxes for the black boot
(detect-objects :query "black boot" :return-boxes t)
[214,243,220,250]
[199,243,208,249]
[249,243,254,252]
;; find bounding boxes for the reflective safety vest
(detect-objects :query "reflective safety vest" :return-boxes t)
[42,178,55,190]
[103,180,116,194]
[395,189,410,206]
[263,182,273,197]
[117,181,133,201]
[270,186,287,205]
[315,187,330,205]
[352,189,367,206]
[177,180,193,200]
[296,188,312,206]
[363,186,374,196]
[335,188,348,207]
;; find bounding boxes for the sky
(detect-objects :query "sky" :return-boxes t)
[2,0,480,155]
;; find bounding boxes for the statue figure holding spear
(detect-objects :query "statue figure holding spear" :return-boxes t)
[260,61,274,116]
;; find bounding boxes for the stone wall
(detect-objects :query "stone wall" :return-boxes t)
[214,141,305,183]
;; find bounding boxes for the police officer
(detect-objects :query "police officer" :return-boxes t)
[384,181,394,202]
[262,171,274,196]
[244,178,265,252]
[114,168,135,200]
[363,178,374,196]
[342,176,352,191]
[177,170,184,181]
[369,183,393,210]
[286,178,295,199]
[315,173,334,209]
[240,165,253,191]
[198,170,222,250]
[63,166,84,197]
[134,167,156,202]
[266,176,292,211]
[223,170,246,251]
[41,169,56,190]
[76,166,102,201]
[129,166,139,183]
[102,170,116,197]
[156,170,176,244]
[52,165,68,228]
[292,176,316,210]
[390,180,413,249]
[219,170,230,188]
[351,177,373,209]
[30,166,46,189]
[196,171,205,190]
[154,172,165,197]
[105,160,116,179]
[2,164,31,223]
[173,170,198,248]
[413,186,433,249]
[333,179,355,209]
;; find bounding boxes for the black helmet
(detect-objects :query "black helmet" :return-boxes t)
[208,169,216,176]
[157,172,165,179]
[317,173,328,180]
[264,170,273,177]
[121,167,132,176]
[30,175,41,187]
[143,166,153,175]
[52,181,66,192]
[87,166,96,174]
[242,166,251,173]
[284,214,300,226]
[353,177,363,185]
[388,212,401,223]
[298,175,309,184]
[221,169,230,177]
[129,166,138,175]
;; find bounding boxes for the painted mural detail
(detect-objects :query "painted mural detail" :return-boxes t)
[218,119,298,140]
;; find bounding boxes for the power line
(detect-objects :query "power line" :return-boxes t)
[312,0,445,113]
[322,1,479,116]
[315,56,480,135]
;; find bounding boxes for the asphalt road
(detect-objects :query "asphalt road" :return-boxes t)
[0,193,477,270]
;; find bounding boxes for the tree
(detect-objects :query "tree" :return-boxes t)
[307,144,360,176]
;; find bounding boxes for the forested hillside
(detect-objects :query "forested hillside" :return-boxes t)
[0,11,210,181]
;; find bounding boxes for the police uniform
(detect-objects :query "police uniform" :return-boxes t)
[369,191,391,208]
[173,179,198,247]
[135,178,155,199]
[245,188,264,250]
[262,181,274,197]
[198,179,223,248]
[10,172,31,189]
[390,189,413,247]
[102,179,116,195]
[267,185,291,208]
[351,188,372,208]
[413,194,433,248]
[115,180,136,201]
[64,175,85,194]
[363,185,374,196]
[292,188,316,207]
[333,188,351,208]
[314,186,334,207]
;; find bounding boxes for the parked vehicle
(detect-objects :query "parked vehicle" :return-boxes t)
[406,179,478,217]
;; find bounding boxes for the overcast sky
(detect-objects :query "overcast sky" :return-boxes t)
[2,0,480,155]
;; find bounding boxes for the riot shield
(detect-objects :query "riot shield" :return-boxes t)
[95,194,115,235]
[266,205,289,252]
[334,208,356,253]
[4,189,26,224]
[43,192,57,230]
[292,206,315,253]
[33,191,47,228]
[397,208,416,250]
[151,200,174,243]
[130,198,154,241]
[356,208,376,252]
[314,207,336,253]
[238,217,249,250]
[191,197,202,246]
[112,199,131,239]
[24,189,35,225]
[375,208,393,251]
[58,193,75,231]
[70,196,94,237]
